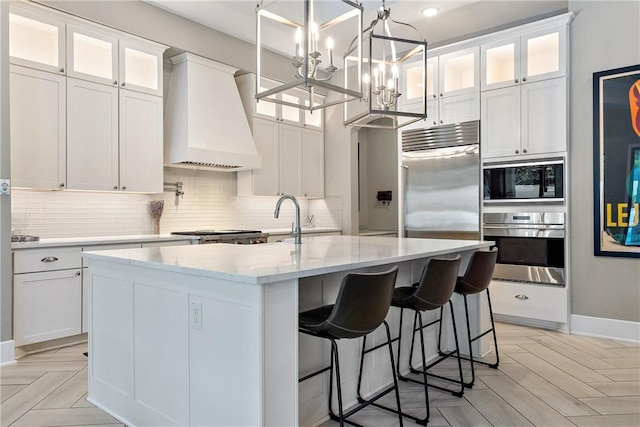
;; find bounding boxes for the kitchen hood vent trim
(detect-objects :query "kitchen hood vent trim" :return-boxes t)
[402,120,479,152]
[164,53,261,172]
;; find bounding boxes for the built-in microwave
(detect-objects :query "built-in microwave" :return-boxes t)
[483,160,564,203]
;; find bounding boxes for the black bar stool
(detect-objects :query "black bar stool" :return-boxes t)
[357,256,464,425]
[437,247,499,388]
[299,266,403,427]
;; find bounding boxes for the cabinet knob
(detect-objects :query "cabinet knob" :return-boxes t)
[522,77,527,82]
[515,149,519,154]
[304,193,308,197]
[515,294,529,300]
[121,82,126,87]
[114,81,118,85]
[439,93,443,97]
[60,183,65,188]
[76,271,81,277]
[433,121,437,125]
[59,68,64,73]
[515,79,519,83]
[122,185,127,190]
[41,256,59,263]
[113,185,118,190]
[523,148,527,153]
[432,94,436,99]
[440,120,443,124]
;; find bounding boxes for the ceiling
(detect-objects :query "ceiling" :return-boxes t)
[146,0,568,62]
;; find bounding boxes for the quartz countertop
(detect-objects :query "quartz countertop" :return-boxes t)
[262,227,341,235]
[82,235,492,285]
[11,234,197,250]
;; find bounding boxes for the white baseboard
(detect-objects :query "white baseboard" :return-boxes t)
[1,340,16,366]
[570,315,640,342]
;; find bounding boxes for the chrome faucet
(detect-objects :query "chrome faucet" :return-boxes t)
[274,194,302,244]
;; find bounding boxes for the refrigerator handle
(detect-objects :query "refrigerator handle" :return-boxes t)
[400,165,409,238]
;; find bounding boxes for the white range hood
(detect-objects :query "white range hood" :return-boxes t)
[164,53,261,171]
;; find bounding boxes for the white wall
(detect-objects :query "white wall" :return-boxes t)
[568,0,640,322]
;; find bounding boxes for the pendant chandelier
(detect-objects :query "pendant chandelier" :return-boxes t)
[256,0,364,112]
[344,1,428,129]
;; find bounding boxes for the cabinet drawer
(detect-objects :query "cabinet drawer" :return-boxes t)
[490,280,567,323]
[14,247,82,274]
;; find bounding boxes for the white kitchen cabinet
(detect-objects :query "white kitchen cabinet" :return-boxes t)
[402,49,479,127]
[482,77,566,159]
[481,25,567,91]
[490,280,567,323]
[13,246,83,346]
[66,23,118,87]
[278,124,303,196]
[9,5,65,75]
[66,78,119,191]
[119,38,164,96]
[238,118,325,198]
[10,65,67,189]
[119,90,164,193]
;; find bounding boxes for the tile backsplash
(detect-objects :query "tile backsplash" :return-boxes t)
[11,168,342,238]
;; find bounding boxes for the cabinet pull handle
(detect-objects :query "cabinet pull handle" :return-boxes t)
[121,82,126,87]
[433,121,437,125]
[114,81,118,85]
[440,120,443,124]
[76,271,81,277]
[515,149,519,154]
[523,148,527,153]
[113,185,118,190]
[515,78,519,83]
[432,94,436,99]
[515,294,529,300]
[522,77,527,82]
[41,256,59,263]
[122,186,127,190]
[59,68,64,73]
[439,93,443,97]
[60,183,65,188]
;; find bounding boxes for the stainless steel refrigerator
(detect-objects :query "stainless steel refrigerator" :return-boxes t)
[401,121,480,240]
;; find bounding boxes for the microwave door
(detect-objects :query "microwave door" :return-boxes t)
[403,144,480,240]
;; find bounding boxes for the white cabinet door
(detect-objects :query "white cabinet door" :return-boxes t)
[9,6,65,74]
[66,24,118,86]
[302,129,324,198]
[14,269,82,346]
[439,92,480,125]
[278,123,303,196]
[521,27,566,84]
[425,99,439,127]
[119,38,164,96]
[522,77,567,155]
[66,78,119,191]
[481,86,521,159]
[438,46,479,98]
[119,90,163,193]
[10,66,66,189]
[481,36,521,91]
[252,118,280,196]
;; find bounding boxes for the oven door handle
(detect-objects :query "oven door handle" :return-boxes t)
[483,226,565,238]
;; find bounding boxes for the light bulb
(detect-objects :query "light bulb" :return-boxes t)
[373,67,379,78]
[326,37,334,50]
[388,79,394,89]
[363,73,370,84]
[295,27,302,44]
[392,64,399,77]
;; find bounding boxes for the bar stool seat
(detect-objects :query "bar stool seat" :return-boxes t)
[299,266,403,427]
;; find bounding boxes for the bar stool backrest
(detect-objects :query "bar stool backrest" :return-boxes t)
[456,248,498,295]
[411,256,462,311]
[325,266,399,339]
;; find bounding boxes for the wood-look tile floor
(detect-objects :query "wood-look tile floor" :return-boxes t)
[1,322,638,427]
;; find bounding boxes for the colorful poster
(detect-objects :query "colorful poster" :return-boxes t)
[593,64,640,257]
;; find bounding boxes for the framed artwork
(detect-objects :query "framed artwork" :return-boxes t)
[593,64,640,257]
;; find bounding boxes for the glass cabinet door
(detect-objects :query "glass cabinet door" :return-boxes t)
[280,90,303,126]
[481,37,521,91]
[522,29,565,83]
[9,7,65,74]
[67,24,118,86]
[304,93,324,130]
[438,46,479,97]
[119,39,164,96]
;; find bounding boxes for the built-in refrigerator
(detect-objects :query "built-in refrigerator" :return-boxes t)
[401,121,480,240]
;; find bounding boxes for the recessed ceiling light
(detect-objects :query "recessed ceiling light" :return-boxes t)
[422,7,439,17]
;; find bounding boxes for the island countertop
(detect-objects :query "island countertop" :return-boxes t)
[82,235,493,284]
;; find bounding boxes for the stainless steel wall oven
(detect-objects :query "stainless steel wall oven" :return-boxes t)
[483,212,565,286]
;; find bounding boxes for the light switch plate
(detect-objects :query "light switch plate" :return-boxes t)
[0,179,10,196]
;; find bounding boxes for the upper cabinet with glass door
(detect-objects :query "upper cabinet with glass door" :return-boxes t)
[118,38,165,96]
[9,5,65,75]
[438,46,480,98]
[481,24,567,91]
[66,24,118,87]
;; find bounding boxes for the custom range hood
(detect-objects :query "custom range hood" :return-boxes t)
[164,53,261,171]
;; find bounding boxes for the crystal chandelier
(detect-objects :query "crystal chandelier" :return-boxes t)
[344,1,428,129]
[256,0,364,111]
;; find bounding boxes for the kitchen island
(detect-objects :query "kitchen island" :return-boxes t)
[82,236,492,427]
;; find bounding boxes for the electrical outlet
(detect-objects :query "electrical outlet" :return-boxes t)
[0,179,10,196]
[191,301,202,330]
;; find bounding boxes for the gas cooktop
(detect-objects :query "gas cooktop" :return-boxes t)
[171,230,262,236]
